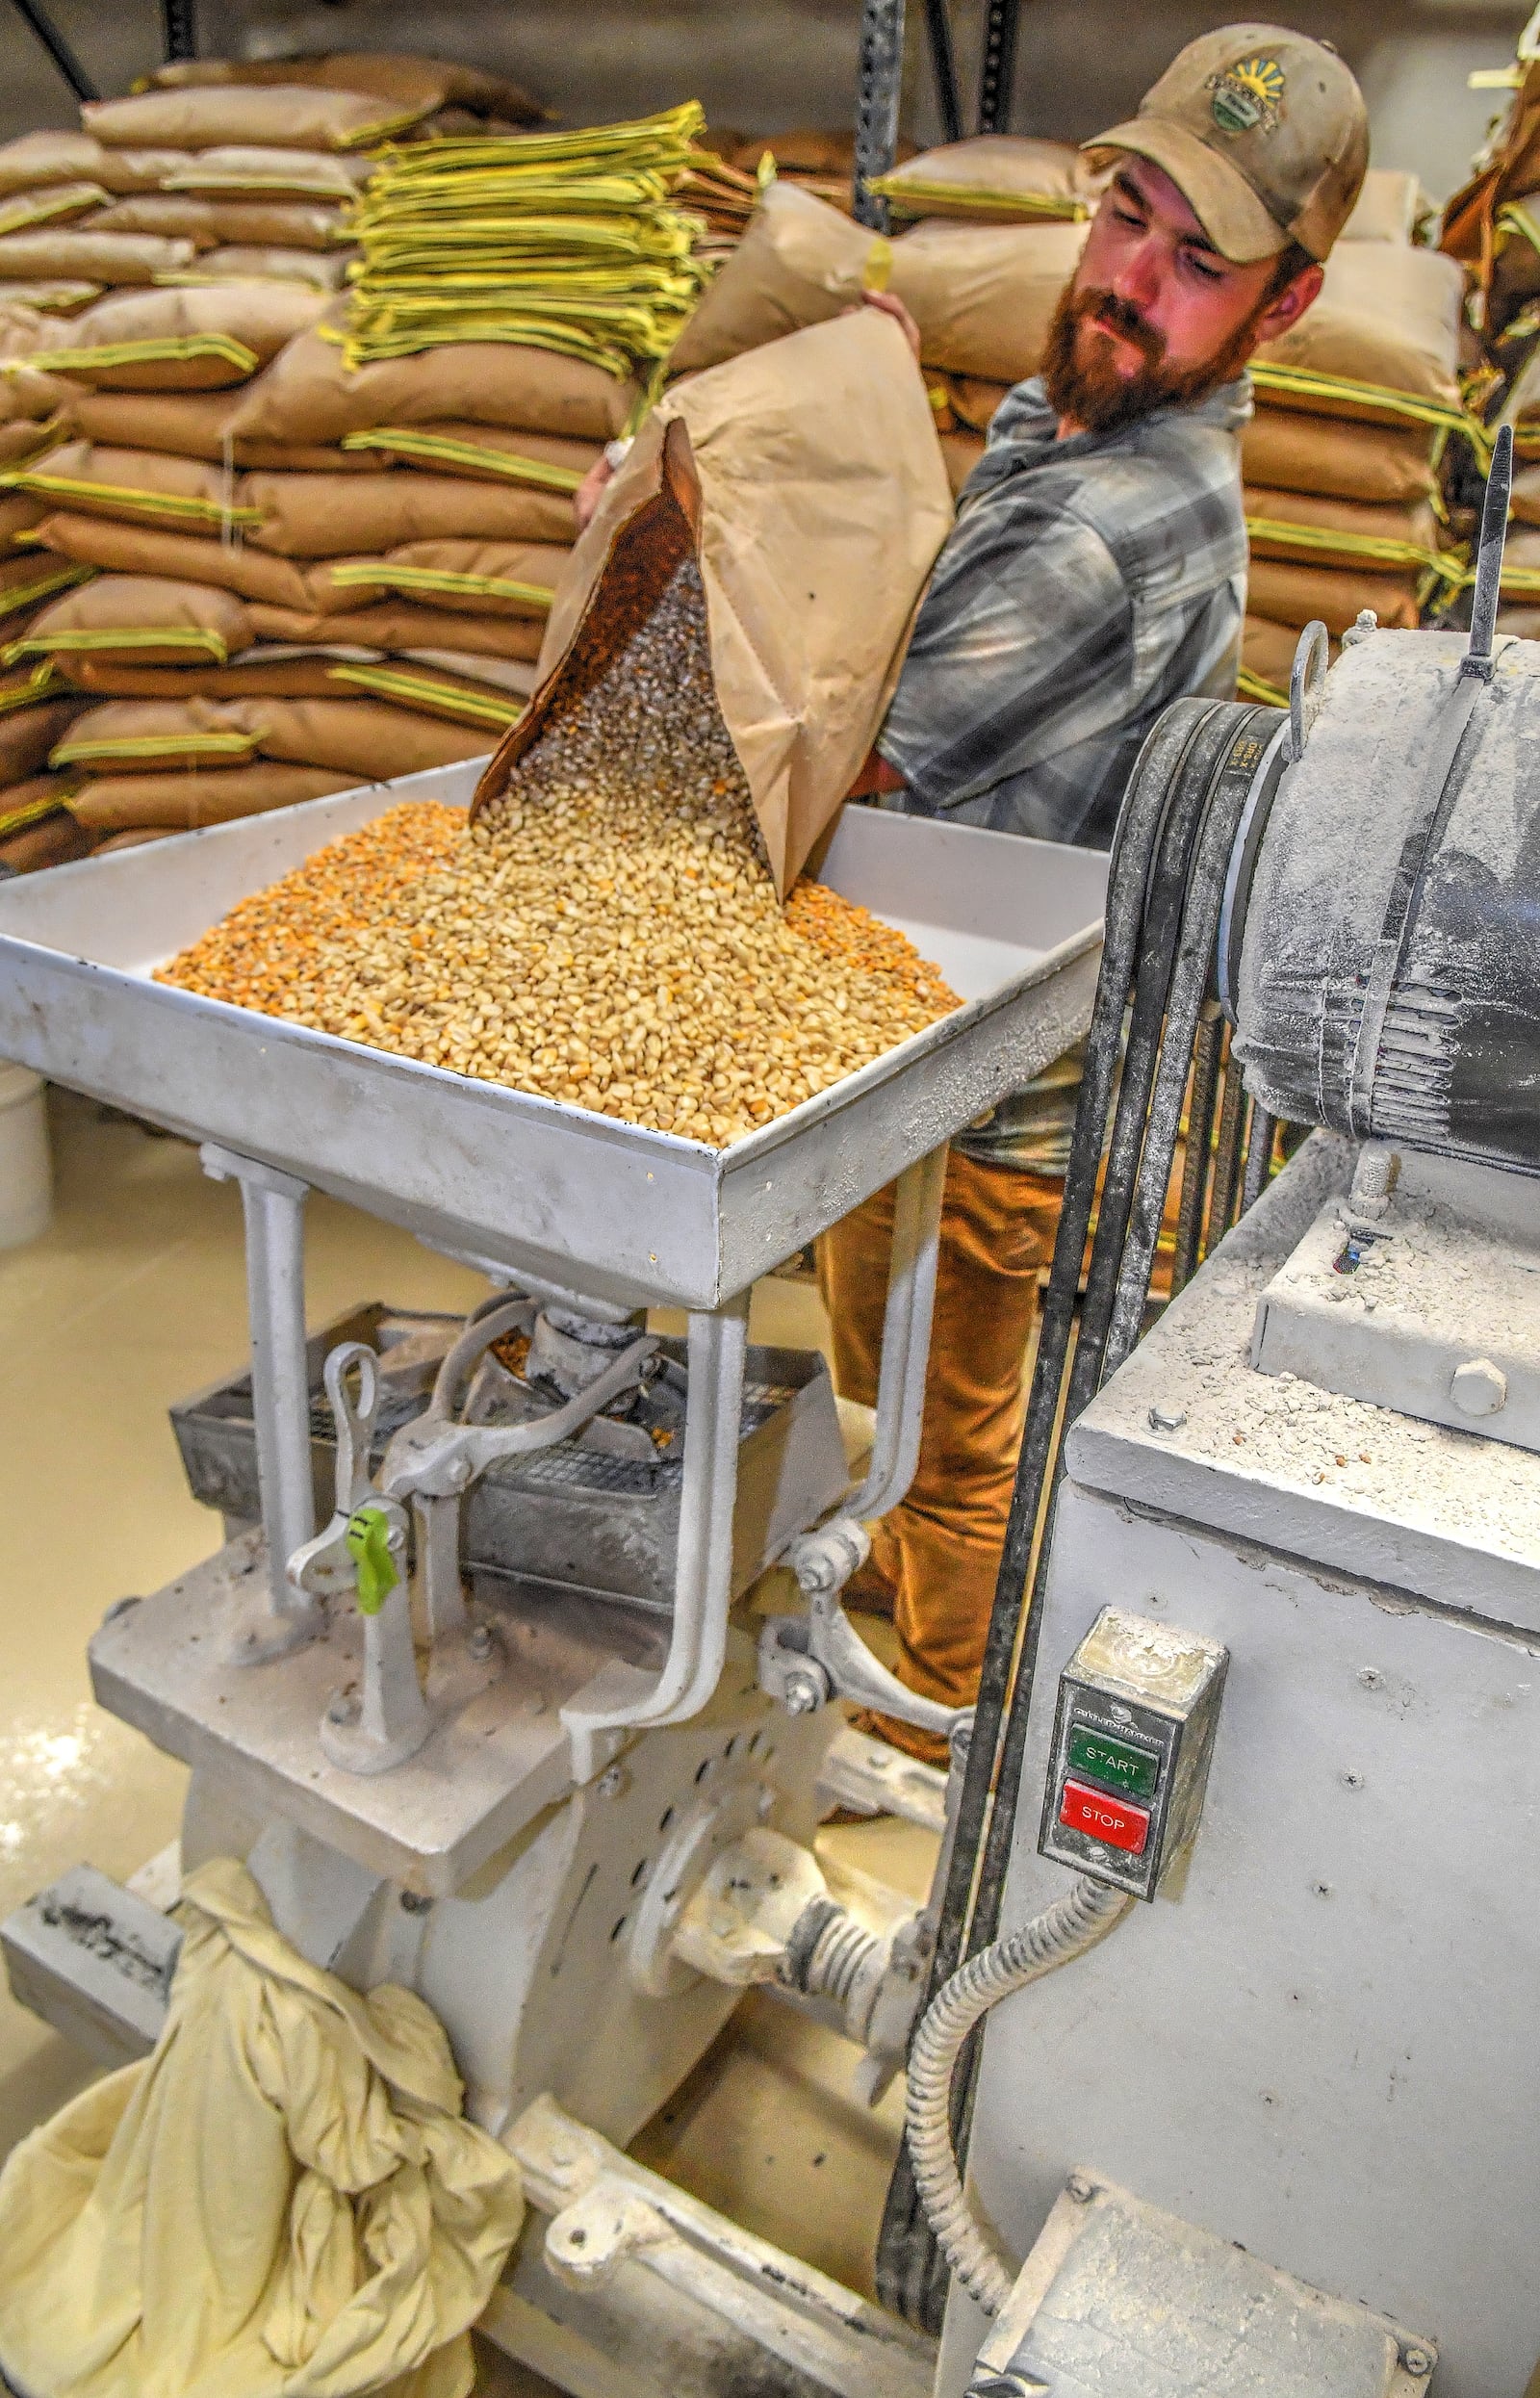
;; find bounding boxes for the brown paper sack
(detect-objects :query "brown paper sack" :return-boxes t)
[0,796,94,870]
[15,574,254,664]
[1340,169,1432,245]
[242,469,575,556]
[0,135,194,198]
[32,283,329,391]
[304,538,568,619]
[1253,243,1463,420]
[82,87,432,154]
[65,386,386,469]
[873,135,1096,222]
[229,329,638,448]
[1245,555,1421,637]
[182,248,348,293]
[244,599,545,659]
[0,230,199,285]
[58,652,371,699]
[68,760,358,828]
[84,195,346,250]
[667,182,887,375]
[888,218,1088,383]
[145,51,542,127]
[475,310,954,897]
[1243,485,1443,571]
[32,511,312,609]
[1242,406,1438,504]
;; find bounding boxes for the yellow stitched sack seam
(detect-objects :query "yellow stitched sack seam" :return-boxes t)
[0,562,95,618]
[0,662,62,712]
[4,627,230,664]
[0,469,263,529]
[864,174,1088,221]
[0,788,74,838]
[328,563,555,608]
[1237,666,1288,707]
[1248,362,1468,434]
[0,183,110,234]
[18,335,260,376]
[325,661,523,726]
[52,731,258,766]
[340,429,582,491]
[1244,515,1465,579]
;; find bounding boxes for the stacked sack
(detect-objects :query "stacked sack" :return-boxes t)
[728,128,917,216]
[0,50,561,864]
[869,136,1099,494]
[1444,28,1540,638]
[0,47,542,316]
[1240,168,1470,705]
[0,79,719,858]
[670,142,1094,499]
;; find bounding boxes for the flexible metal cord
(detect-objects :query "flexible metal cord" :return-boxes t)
[905,1876,1133,2315]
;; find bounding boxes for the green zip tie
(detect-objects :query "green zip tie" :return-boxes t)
[345,1504,399,1616]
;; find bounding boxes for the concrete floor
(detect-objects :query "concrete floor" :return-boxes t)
[0,1088,932,2393]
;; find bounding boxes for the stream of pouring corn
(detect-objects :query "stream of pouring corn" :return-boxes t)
[158,558,959,1147]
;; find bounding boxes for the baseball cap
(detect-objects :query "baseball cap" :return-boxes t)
[1085,23,1370,264]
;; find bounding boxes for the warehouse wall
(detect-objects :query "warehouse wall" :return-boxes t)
[0,0,1528,200]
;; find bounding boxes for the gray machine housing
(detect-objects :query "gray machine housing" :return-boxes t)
[941,1132,1540,2398]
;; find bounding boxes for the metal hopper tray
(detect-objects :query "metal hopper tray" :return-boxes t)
[0,761,1105,1309]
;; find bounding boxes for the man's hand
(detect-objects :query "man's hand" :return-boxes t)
[856,287,922,365]
[846,746,906,798]
[574,452,614,534]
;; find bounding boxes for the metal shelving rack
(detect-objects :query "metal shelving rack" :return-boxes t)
[856,0,1024,224]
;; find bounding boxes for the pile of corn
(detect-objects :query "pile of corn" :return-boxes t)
[344,104,713,376]
[159,558,958,1146]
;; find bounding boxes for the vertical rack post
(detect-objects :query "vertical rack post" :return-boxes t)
[163,0,195,63]
[924,0,962,143]
[854,0,908,230]
[977,0,1022,133]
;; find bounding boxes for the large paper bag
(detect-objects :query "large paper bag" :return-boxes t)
[473,308,953,897]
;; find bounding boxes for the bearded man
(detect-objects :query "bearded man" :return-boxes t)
[821,25,1370,1756]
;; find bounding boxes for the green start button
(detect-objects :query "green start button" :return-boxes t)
[1068,1723,1159,1801]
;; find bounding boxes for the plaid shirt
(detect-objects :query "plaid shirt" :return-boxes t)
[879,373,1250,848]
[877,372,1250,1172]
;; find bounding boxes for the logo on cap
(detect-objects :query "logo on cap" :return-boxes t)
[1207,54,1285,138]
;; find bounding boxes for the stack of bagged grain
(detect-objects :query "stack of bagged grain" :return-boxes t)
[870,137,1098,494]
[1240,173,1471,702]
[0,51,557,864]
[1489,340,1540,632]
[669,153,1091,498]
[729,128,918,216]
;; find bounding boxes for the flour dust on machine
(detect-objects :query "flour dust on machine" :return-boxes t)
[2,439,1538,2398]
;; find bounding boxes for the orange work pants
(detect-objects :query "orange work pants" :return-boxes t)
[815,1149,1063,1761]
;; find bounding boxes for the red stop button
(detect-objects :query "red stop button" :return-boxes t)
[1060,1777,1150,1856]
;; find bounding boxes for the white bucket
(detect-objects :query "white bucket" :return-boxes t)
[0,1062,51,1249]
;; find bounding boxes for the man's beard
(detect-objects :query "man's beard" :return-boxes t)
[1041,281,1266,434]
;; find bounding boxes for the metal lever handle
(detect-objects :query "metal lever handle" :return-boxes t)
[324,1340,381,1515]
[1464,422,1514,682]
